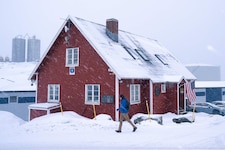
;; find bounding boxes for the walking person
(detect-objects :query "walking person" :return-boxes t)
[115,94,137,133]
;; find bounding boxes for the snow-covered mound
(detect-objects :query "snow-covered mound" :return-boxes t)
[1,111,225,149]
[0,111,25,129]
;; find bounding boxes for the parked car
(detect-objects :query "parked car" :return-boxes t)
[188,102,225,116]
[211,101,225,108]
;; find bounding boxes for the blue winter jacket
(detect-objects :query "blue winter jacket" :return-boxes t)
[118,98,129,113]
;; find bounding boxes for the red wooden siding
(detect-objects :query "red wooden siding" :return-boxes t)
[30,109,47,120]
[153,83,177,114]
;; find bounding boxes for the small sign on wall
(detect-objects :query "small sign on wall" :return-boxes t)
[69,67,75,75]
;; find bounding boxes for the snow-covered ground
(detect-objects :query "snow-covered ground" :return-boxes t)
[0,111,225,150]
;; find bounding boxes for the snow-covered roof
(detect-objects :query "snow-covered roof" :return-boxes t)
[195,81,225,88]
[30,16,196,82]
[186,64,220,67]
[0,62,36,92]
[29,103,60,110]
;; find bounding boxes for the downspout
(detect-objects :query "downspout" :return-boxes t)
[150,80,153,114]
[177,83,179,114]
[184,83,187,111]
[35,73,38,103]
[115,76,119,121]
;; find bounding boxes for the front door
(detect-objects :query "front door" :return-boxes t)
[179,83,185,113]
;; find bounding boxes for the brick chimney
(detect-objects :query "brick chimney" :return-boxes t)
[106,18,118,42]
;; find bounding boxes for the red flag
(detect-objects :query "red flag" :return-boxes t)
[186,82,196,102]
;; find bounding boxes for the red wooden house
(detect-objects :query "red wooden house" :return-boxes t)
[28,16,196,121]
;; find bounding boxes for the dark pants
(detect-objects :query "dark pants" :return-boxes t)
[118,113,136,131]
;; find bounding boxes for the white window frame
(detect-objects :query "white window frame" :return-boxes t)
[161,83,166,93]
[48,84,60,102]
[85,84,100,105]
[130,84,140,104]
[66,47,79,67]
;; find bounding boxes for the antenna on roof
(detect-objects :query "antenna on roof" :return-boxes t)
[60,17,72,45]
[64,19,71,32]
[64,26,69,32]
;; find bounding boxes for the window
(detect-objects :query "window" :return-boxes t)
[161,83,166,93]
[18,97,35,103]
[48,84,60,102]
[0,97,8,104]
[155,54,168,65]
[122,46,137,59]
[135,49,149,61]
[10,96,17,103]
[130,84,140,104]
[66,48,79,67]
[85,84,100,104]
[196,92,205,96]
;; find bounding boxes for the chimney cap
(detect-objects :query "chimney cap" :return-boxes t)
[106,18,118,22]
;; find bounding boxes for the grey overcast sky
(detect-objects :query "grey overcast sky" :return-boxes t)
[1,0,225,80]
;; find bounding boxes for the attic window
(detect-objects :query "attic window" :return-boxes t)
[135,49,149,61]
[66,48,79,67]
[122,46,136,59]
[155,54,168,65]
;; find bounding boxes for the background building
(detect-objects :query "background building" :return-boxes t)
[11,35,41,62]
[186,64,221,81]
[195,81,225,102]
[0,62,36,121]
[186,64,225,102]
[27,36,41,62]
[12,36,26,62]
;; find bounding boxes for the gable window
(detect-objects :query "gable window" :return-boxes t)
[130,84,140,104]
[66,48,79,67]
[48,84,60,102]
[85,84,100,105]
[161,83,166,93]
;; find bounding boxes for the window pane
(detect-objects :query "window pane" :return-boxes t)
[67,49,72,65]
[49,85,54,100]
[88,86,92,91]
[73,49,78,65]
[94,96,98,102]
[88,90,92,96]
[55,85,60,101]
